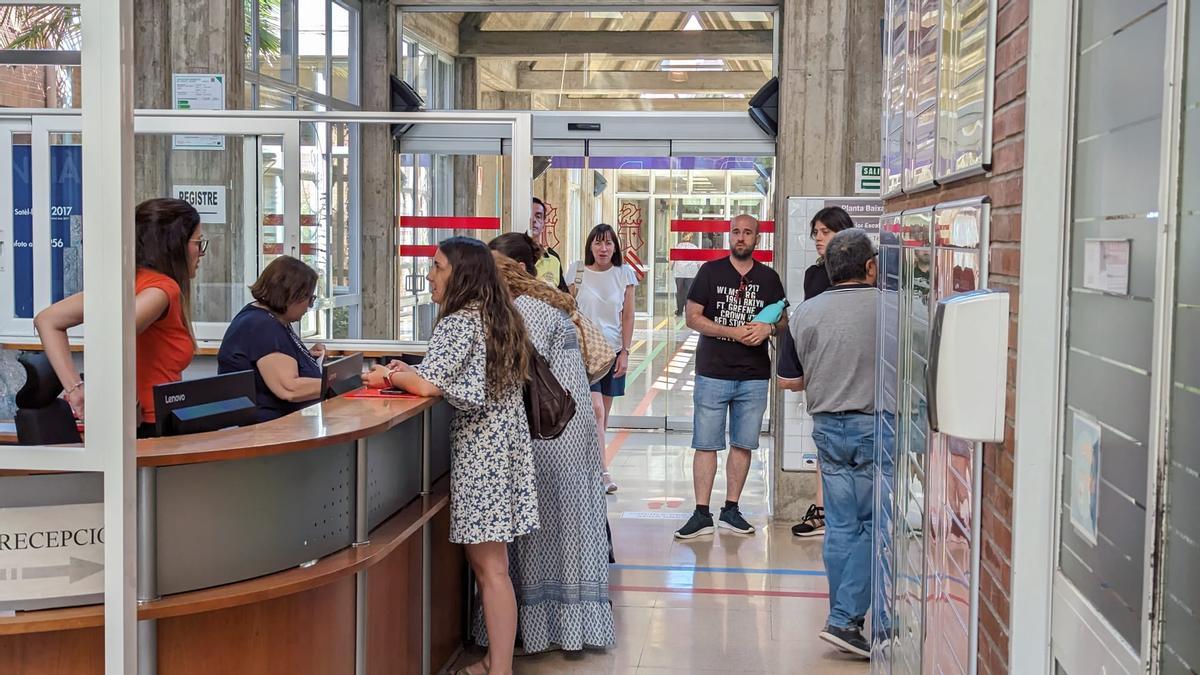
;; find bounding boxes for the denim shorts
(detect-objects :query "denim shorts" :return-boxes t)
[589,353,627,397]
[691,375,769,451]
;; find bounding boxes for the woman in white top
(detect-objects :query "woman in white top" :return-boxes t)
[568,224,637,494]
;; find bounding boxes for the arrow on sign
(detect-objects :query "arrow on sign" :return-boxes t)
[19,557,104,583]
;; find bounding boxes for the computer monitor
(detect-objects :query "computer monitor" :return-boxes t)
[323,352,364,399]
[153,370,258,437]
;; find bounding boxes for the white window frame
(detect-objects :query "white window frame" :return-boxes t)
[245,0,361,107]
[0,109,531,345]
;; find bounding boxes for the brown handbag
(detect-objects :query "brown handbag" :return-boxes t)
[572,311,617,384]
[524,347,576,440]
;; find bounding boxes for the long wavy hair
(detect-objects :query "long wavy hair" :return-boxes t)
[489,238,577,315]
[436,237,530,395]
[134,198,200,341]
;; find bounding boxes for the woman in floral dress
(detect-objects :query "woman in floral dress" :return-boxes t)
[364,236,536,675]
[484,233,616,654]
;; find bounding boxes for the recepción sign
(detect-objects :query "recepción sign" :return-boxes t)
[0,503,104,607]
[173,185,227,224]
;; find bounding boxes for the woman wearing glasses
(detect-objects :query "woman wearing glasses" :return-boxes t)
[217,255,327,423]
[34,197,206,437]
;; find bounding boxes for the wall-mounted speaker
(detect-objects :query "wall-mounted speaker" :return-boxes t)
[390,75,425,140]
[748,76,779,137]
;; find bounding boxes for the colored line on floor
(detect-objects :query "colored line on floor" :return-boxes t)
[606,319,693,458]
[611,563,826,577]
[611,584,829,600]
[627,317,686,385]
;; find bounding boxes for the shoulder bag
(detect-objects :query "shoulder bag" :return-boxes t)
[524,347,576,440]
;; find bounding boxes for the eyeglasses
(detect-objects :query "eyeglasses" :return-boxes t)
[191,237,209,254]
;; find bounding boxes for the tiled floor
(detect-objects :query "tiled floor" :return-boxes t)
[449,431,871,675]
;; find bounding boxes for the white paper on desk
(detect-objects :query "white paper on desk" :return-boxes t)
[1083,239,1130,295]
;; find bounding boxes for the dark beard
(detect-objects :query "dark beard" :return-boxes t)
[731,248,753,261]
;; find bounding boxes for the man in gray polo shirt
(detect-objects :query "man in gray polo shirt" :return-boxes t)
[788,229,878,659]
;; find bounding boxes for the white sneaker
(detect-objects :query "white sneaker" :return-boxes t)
[601,472,618,494]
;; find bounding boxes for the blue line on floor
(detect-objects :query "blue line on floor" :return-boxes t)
[611,563,826,577]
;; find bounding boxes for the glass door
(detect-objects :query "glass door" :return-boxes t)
[133,115,299,341]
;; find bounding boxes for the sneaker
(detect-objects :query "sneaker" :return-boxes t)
[601,472,618,494]
[818,624,871,659]
[718,505,756,534]
[673,510,715,539]
[791,504,826,537]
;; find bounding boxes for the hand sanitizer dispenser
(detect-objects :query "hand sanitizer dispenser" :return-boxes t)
[928,289,1010,443]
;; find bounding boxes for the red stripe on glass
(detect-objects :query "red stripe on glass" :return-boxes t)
[668,248,773,263]
[670,219,775,233]
[398,216,501,230]
[399,245,438,257]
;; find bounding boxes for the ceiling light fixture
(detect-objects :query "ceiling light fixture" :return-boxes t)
[668,71,688,83]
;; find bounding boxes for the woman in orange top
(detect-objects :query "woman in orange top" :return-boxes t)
[34,198,205,437]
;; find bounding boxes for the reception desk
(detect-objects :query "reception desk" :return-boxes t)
[0,394,463,675]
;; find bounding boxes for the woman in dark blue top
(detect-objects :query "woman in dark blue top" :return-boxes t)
[218,256,325,423]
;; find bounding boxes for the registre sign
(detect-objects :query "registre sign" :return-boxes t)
[172,73,226,150]
[174,185,227,224]
[0,503,104,608]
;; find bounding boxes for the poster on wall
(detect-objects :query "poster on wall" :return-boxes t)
[11,144,84,318]
[781,196,884,472]
[1069,412,1102,546]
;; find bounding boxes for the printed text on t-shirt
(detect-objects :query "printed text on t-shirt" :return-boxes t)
[712,283,764,341]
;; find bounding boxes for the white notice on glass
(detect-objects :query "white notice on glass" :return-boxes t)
[1083,239,1131,295]
[172,73,226,150]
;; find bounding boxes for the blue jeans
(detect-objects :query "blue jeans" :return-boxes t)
[812,411,875,630]
[691,375,769,451]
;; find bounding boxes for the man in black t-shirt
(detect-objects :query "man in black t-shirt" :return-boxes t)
[674,214,787,540]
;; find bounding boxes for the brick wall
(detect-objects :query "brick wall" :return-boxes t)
[882,0,1028,672]
[0,20,55,108]
[0,64,53,108]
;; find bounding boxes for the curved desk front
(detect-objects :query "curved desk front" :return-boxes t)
[0,395,463,675]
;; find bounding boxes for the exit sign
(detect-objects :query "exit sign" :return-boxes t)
[855,162,882,194]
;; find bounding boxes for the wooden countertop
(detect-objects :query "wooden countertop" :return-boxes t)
[0,394,438,467]
[138,394,438,467]
[0,474,452,635]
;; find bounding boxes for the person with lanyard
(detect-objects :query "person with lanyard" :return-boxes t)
[777,205,857,538]
[787,228,881,659]
[530,197,568,291]
[34,198,205,438]
[217,256,327,423]
[674,214,787,540]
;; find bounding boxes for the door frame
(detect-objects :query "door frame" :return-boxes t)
[1014,0,1186,672]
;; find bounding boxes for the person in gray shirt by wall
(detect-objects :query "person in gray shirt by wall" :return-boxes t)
[787,229,879,659]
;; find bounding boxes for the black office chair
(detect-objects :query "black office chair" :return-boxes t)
[14,352,82,445]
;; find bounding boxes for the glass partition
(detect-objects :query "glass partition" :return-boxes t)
[534,153,774,428]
